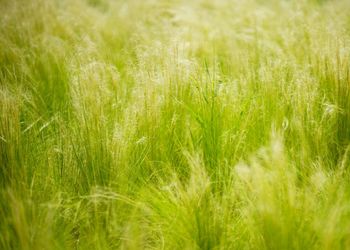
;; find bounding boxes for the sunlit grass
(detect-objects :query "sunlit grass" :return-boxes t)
[1,0,350,249]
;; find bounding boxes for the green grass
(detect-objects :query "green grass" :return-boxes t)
[1,0,350,249]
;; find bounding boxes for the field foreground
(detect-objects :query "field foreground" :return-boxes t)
[1,0,350,249]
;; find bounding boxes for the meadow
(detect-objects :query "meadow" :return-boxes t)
[1,0,350,249]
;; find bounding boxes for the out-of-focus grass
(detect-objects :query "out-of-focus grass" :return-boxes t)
[1,0,350,249]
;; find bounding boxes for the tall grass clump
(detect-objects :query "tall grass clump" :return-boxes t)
[1,0,350,249]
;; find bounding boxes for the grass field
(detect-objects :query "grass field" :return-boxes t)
[1,0,350,249]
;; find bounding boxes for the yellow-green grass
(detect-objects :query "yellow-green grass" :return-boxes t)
[1,0,350,249]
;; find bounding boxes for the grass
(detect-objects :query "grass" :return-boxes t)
[1,0,350,249]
